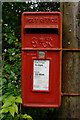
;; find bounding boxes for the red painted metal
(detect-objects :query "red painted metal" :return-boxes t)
[62,49,80,51]
[61,93,80,96]
[21,12,62,108]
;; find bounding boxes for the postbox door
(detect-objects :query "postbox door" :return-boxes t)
[21,12,62,108]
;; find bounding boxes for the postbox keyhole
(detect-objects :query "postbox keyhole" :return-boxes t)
[30,75,31,79]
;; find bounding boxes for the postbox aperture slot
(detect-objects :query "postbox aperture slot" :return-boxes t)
[24,28,58,34]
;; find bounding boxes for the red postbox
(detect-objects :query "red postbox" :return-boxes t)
[21,12,62,108]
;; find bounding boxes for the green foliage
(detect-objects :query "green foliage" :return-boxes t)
[22,114,33,120]
[1,95,33,119]
[1,95,22,117]
[2,2,60,120]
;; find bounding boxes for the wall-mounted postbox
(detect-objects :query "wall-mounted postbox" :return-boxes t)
[21,12,62,108]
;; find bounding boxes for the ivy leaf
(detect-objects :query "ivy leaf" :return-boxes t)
[1,114,5,119]
[8,105,15,117]
[13,103,18,114]
[0,96,2,101]
[22,114,33,120]
[22,114,28,119]
[15,96,22,104]
[0,107,9,113]
[2,79,7,84]
[27,115,33,120]
[2,94,7,103]
[8,103,18,117]
[8,83,12,88]
[9,56,13,61]
[1,101,12,108]
[7,95,15,102]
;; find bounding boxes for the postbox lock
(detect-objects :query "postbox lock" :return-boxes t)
[38,51,45,58]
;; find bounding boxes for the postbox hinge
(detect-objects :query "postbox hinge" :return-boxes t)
[61,92,80,96]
